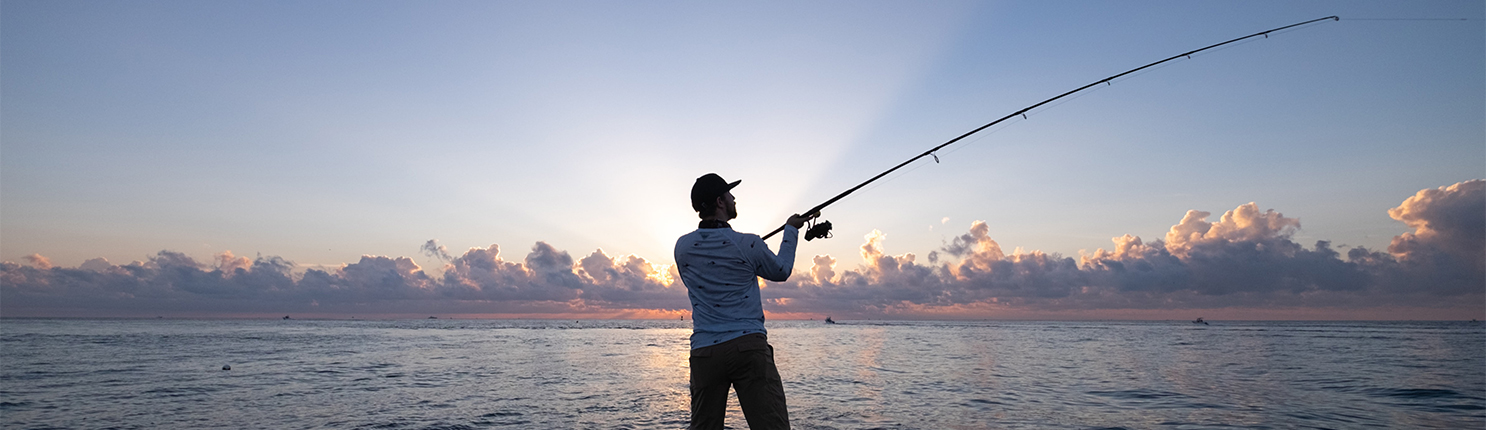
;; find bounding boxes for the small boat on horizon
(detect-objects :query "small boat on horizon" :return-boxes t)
[1193,317,1208,325]
[825,316,836,324]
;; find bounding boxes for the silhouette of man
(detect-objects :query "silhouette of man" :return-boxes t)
[676,173,810,430]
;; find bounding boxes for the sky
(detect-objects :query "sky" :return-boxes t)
[2,0,1482,319]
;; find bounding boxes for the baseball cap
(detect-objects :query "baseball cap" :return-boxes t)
[690,173,741,212]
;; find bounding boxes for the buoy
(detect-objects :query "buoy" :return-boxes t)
[222,365,231,371]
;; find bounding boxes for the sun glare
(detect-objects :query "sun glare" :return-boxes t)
[646,261,675,286]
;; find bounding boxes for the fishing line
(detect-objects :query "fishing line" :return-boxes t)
[829,114,1030,209]
[1342,18,1473,21]
[763,16,1341,241]
[938,115,1023,157]
[827,29,1283,208]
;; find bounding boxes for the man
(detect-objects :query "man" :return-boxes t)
[675,173,811,430]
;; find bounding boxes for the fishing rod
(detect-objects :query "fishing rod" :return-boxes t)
[763,16,1340,241]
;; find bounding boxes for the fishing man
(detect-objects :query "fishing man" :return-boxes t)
[676,173,811,430]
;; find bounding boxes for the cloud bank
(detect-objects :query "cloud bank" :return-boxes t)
[4,181,1481,319]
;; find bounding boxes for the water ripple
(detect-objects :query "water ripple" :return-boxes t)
[1,319,1482,429]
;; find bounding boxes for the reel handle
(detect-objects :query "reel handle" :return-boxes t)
[804,220,833,241]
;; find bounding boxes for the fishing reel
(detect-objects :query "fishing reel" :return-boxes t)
[804,218,833,241]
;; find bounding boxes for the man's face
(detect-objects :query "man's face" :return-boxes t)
[720,191,737,220]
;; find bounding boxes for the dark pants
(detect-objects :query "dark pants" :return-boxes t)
[688,334,790,430]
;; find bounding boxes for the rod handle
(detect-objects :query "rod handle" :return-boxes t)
[760,211,820,240]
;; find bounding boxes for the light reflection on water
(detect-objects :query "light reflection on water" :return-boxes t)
[1,319,1482,429]
[775,320,1484,429]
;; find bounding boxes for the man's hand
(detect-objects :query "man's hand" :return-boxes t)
[786,212,818,229]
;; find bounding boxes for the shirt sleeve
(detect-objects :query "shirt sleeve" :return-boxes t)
[743,225,798,282]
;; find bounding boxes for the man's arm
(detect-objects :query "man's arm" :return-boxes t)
[747,214,814,282]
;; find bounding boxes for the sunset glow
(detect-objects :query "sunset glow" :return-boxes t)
[2,1,1481,320]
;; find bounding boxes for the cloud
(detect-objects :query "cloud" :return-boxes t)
[1,242,690,317]
[79,257,112,273]
[759,183,1482,318]
[1387,180,1484,264]
[214,251,253,273]
[1162,203,1301,258]
[23,254,52,269]
[420,239,454,262]
[1377,179,1486,295]
[809,255,837,285]
[433,243,682,310]
[3,181,1481,319]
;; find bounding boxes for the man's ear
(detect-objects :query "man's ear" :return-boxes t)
[715,196,726,208]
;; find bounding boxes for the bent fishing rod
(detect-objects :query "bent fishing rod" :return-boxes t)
[763,16,1339,241]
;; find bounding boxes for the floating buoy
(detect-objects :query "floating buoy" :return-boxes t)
[222,365,231,371]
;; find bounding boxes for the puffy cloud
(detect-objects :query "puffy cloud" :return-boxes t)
[2,182,1481,318]
[79,258,112,273]
[856,231,934,287]
[809,255,837,285]
[420,239,454,262]
[573,249,683,309]
[334,255,435,297]
[23,254,52,269]
[435,243,586,303]
[1,251,298,315]
[0,238,697,316]
[1387,180,1484,266]
[214,251,252,273]
[758,185,1481,318]
[943,221,1004,267]
[939,222,1086,300]
[525,242,584,290]
[1164,203,1301,258]
[1380,179,1485,294]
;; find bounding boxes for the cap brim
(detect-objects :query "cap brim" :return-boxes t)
[726,179,741,190]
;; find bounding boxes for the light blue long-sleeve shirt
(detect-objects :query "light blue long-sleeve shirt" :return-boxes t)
[675,224,798,349]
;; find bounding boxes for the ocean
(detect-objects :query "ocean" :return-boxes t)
[1,319,1481,429]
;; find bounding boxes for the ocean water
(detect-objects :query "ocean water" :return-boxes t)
[1,319,1482,429]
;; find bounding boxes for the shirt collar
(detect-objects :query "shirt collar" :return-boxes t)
[698,219,731,229]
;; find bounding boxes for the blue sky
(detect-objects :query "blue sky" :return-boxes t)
[2,1,1481,318]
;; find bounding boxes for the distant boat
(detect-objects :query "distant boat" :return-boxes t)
[283,315,291,320]
[428,316,438,319]
[1193,317,1208,325]
[824,316,835,324]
